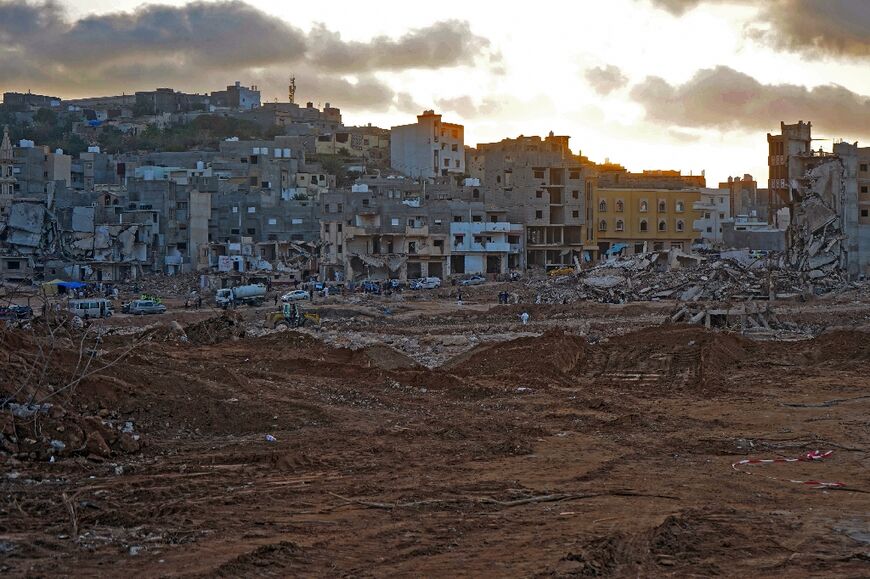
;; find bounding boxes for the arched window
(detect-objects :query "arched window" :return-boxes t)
[598,219,608,232]
[616,200,624,212]
[658,200,666,212]
[473,188,480,199]
[676,220,684,232]
[675,201,684,212]
[640,200,648,212]
[616,219,624,232]
[658,220,667,232]
[599,200,607,212]
[639,219,648,232]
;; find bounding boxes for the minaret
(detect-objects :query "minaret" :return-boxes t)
[0,126,15,216]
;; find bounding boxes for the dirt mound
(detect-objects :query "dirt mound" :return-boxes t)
[807,329,870,367]
[184,311,246,345]
[589,325,749,392]
[444,330,588,384]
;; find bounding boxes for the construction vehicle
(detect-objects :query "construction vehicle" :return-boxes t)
[266,302,320,330]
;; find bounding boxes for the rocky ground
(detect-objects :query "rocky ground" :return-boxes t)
[1,291,869,577]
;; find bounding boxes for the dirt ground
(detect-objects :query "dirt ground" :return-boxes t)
[1,294,869,577]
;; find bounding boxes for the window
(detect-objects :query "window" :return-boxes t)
[247,228,256,235]
[658,220,667,232]
[455,159,460,168]
[861,186,868,194]
[862,209,869,218]
[391,218,399,226]
[860,163,868,172]
[535,210,543,219]
[671,242,683,250]
[443,159,450,167]
[719,213,725,219]
[569,170,580,180]
[451,144,458,152]
[6,261,20,270]
[616,219,624,231]
[706,227,712,233]
[472,215,482,222]
[598,200,607,212]
[675,201,684,212]
[268,218,277,225]
[337,244,343,253]
[704,212,711,219]
[534,170,545,179]
[572,190,579,199]
[232,206,238,213]
[473,188,480,199]
[572,210,579,218]
[408,242,417,254]
[362,199,369,207]
[676,220,684,232]
[337,223,342,232]
[640,200,648,212]
[658,200,666,212]
[536,191,543,199]
[598,219,607,232]
[231,228,240,235]
[291,218,303,225]
[454,215,463,222]
[247,207,256,213]
[434,239,444,249]
[640,219,648,232]
[616,200,624,212]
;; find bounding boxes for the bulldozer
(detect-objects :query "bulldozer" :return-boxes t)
[265,302,320,330]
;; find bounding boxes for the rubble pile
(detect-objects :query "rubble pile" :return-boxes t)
[786,159,851,287]
[670,303,821,339]
[532,249,853,304]
[184,310,246,345]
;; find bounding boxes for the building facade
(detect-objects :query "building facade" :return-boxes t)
[391,110,464,179]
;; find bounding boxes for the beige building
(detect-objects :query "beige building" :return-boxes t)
[468,133,594,269]
[391,110,464,179]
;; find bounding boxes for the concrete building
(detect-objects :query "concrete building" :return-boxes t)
[719,174,768,222]
[593,188,702,256]
[0,127,14,218]
[767,120,812,225]
[134,88,210,115]
[3,92,61,110]
[11,141,71,196]
[449,221,524,274]
[210,81,261,111]
[391,110,464,179]
[597,164,706,190]
[692,188,731,243]
[470,133,592,268]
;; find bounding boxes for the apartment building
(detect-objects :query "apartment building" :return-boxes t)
[692,188,732,243]
[593,188,702,255]
[469,133,593,269]
[391,110,464,179]
[718,174,769,222]
[767,120,812,224]
[0,127,14,217]
[9,141,71,196]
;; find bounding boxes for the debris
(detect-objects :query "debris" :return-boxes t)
[265,434,277,443]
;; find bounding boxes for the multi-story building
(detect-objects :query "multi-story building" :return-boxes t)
[315,125,390,161]
[692,188,731,243]
[469,133,593,268]
[11,141,71,196]
[597,165,706,190]
[767,120,812,224]
[391,110,464,179]
[449,221,524,275]
[593,188,702,255]
[718,174,768,222]
[71,147,116,190]
[0,127,15,218]
[2,92,61,110]
[210,81,261,111]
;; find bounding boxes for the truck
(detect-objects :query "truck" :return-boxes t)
[215,283,266,308]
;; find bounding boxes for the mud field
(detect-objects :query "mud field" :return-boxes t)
[1,299,869,577]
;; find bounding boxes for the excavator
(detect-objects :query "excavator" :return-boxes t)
[265,302,320,330]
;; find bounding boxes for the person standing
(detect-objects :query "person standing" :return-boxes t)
[520,311,530,325]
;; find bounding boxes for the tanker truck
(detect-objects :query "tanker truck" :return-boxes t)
[215,283,267,308]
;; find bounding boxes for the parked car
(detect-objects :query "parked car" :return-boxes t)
[360,280,382,294]
[0,305,33,321]
[281,290,310,302]
[127,300,166,315]
[459,275,486,286]
[410,277,442,290]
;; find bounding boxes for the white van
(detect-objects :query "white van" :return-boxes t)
[69,298,113,319]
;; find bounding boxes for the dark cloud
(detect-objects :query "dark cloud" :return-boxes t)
[0,0,496,103]
[584,65,629,95]
[307,20,496,73]
[630,65,870,137]
[643,0,870,59]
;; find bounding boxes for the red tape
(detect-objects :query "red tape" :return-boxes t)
[731,450,845,489]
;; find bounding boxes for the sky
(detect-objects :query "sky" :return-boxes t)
[1,0,868,186]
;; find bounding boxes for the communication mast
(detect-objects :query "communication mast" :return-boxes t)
[288,76,296,104]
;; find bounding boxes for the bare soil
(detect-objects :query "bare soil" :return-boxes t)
[1,298,869,577]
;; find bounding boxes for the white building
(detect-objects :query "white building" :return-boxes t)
[693,187,731,242]
[391,110,464,179]
[449,221,524,274]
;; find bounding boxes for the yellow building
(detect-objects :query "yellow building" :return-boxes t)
[592,188,702,256]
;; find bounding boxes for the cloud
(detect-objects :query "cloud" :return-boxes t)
[642,0,870,59]
[630,65,870,137]
[584,65,629,95]
[434,96,500,118]
[0,0,496,105]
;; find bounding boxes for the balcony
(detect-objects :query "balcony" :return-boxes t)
[405,224,429,236]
